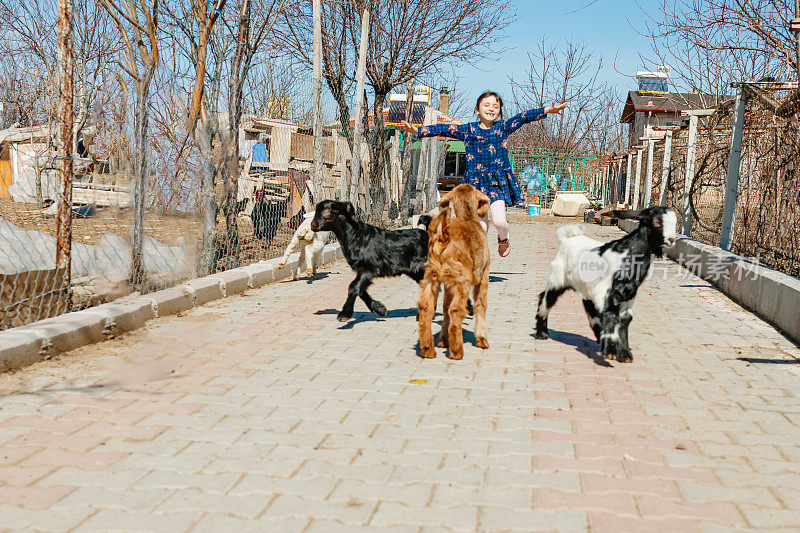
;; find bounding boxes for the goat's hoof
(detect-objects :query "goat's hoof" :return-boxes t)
[277,262,285,269]
[476,337,489,349]
[437,337,448,348]
[337,313,352,322]
[535,329,550,340]
[305,269,313,278]
[371,302,388,317]
[616,349,633,363]
[420,347,437,359]
[447,351,464,360]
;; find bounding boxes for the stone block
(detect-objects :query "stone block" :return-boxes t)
[101,300,155,333]
[40,308,110,353]
[184,278,223,306]
[243,262,276,288]
[209,270,250,297]
[0,329,46,372]
[773,275,800,341]
[146,286,194,317]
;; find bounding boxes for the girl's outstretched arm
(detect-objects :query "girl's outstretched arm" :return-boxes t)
[502,101,568,135]
[400,120,467,140]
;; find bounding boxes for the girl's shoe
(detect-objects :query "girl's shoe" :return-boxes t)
[498,237,510,257]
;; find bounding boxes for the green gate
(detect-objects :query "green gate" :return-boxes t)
[509,147,596,209]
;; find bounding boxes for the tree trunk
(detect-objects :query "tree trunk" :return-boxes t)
[224,0,251,272]
[56,0,74,285]
[131,68,154,288]
[368,91,388,225]
[198,118,218,276]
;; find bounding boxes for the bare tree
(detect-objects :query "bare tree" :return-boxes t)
[223,0,287,270]
[283,0,512,223]
[98,0,160,286]
[510,38,614,154]
[642,0,800,91]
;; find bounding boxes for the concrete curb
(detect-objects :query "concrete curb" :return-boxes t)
[619,220,800,344]
[0,243,344,372]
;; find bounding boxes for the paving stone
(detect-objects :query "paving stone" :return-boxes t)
[0,217,798,530]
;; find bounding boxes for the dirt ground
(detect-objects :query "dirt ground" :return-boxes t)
[0,198,200,247]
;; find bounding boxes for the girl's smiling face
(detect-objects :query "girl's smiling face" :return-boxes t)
[476,95,501,124]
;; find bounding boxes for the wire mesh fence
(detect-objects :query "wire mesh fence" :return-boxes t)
[0,65,484,330]
[619,82,800,278]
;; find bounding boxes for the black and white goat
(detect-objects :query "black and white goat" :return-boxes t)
[535,206,678,362]
[310,200,432,322]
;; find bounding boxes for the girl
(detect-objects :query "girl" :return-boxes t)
[401,92,567,257]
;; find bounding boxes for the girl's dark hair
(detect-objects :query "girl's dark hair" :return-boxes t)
[475,91,504,120]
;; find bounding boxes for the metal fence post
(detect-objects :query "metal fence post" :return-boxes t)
[625,153,632,205]
[659,130,672,206]
[643,139,654,207]
[632,148,642,209]
[683,114,699,235]
[720,86,747,251]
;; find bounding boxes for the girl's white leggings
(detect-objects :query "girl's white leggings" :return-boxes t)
[479,199,510,241]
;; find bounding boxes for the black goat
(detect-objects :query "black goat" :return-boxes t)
[535,206,678,363]
[310,200,432,322]
[251,194,289,241]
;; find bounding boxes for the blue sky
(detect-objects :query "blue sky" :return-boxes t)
[453,0,655,114]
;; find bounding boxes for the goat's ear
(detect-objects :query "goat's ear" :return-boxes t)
[343,201,356,219]
[608,209,643,220]
[476,194,490,218]
[438,197,450,211]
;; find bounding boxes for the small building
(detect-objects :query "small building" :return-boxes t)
[620,66,728,149]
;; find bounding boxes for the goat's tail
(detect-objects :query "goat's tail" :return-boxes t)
[556,224,585,243]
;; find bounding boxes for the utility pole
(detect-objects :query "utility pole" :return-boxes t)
[720,86,747,251]
[349,8,369,204]
[311,0,323,206]
[659,130,672,206]
[683,115,699,235]
[56,0,74,284]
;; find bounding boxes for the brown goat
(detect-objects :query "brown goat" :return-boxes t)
[418,184,491,360]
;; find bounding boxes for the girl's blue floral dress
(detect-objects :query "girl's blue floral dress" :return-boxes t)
[417,107,546,206]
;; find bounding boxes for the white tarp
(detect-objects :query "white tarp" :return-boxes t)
[551,191,590,217]
[0,216,193,283]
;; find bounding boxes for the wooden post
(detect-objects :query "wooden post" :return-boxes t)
[349,8,369,204]
[625,153,633,205]
[632,148,643,209]
[659,130,672,206]
[56,0,74,283]
[311,0,323,204]
[643,139,654,207]
[682,114,699,235]
[720,86,747,251]
[615,158,623,205]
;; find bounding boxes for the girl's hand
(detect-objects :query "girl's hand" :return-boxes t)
[399,120,418,135]
[545,101,568,115]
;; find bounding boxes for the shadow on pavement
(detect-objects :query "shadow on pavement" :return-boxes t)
[533,329,613,368]
[738,357,800,365]
[315,307,419,329]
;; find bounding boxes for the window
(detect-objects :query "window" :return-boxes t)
[444,152,466,177]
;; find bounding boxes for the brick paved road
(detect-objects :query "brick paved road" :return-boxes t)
[1,216,799,532]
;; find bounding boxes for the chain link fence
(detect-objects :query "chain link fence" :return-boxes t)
[0,59,474,331]
[619,82,799,278]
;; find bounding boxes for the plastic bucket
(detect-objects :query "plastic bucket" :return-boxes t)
[528,205,540,216]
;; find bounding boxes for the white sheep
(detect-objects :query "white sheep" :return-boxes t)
[535,206,678,362]
[277,213,333,280]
